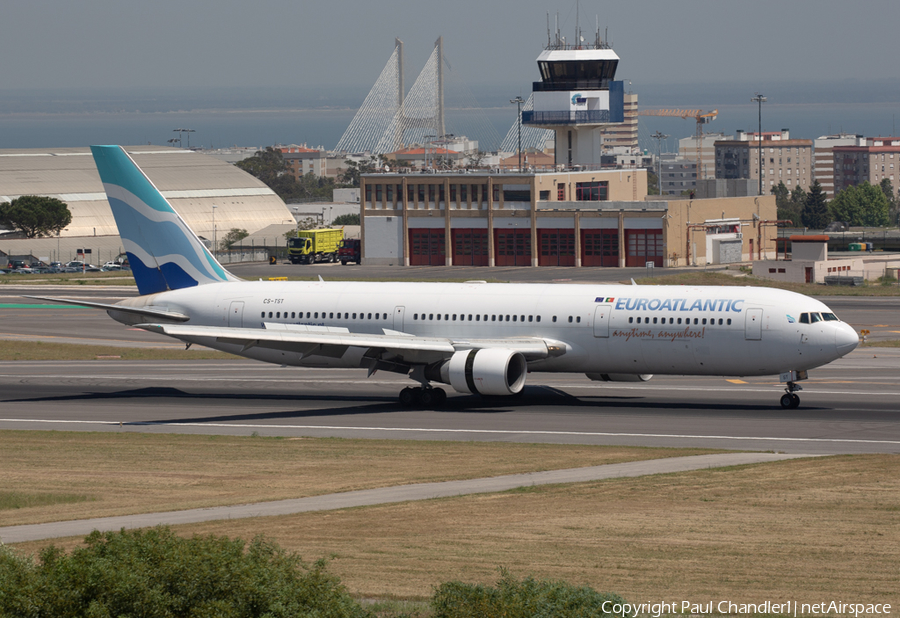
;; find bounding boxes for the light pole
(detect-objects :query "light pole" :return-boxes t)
[173,128,195,149]
[510,96,525,171]
[651,131,669,195]
[212,205,218,255]
[751,93,766,196]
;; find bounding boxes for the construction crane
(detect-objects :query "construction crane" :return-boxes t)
[638,109,718,179]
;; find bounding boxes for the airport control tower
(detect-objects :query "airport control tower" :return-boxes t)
[522,25,624,168]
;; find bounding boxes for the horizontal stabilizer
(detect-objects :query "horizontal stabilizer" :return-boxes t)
[23,296,190,322]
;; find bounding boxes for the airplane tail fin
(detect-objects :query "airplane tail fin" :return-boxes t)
[91,145,239,295]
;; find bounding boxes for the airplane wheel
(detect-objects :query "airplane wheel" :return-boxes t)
[431,388,447,407]
[790,393,800,408]
[780,394,793,409]
[399,387,417,407]
[419,388,436,407]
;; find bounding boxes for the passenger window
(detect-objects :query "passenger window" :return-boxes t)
[329,313,333,319]
[429,314,433,320]
[492,315,496,321]
[568,316,573,323]
[276,312,280,318]
[261,312,265,318]
[629,317,634,324]
[718,318,723,325]
[727,318,732,325]
[437,314,441,320]
[552,316,557,323]
[536,316,541,323]
[521,315,525,322]
[652,317,657,324]
[677,318,681,325]
[368,313,372,319]
[291,312,295,319]
[576,316,581,323]
[637,317,641,324]
[476,315,480,321]
[468,314,473,321]
[512,315,517,322]
[445,314,449,321]
[702,318,707,325]
[694,318,699,325]
[528,316,533,322]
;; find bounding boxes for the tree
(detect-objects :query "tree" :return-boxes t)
[332,213,360,226]
[338,155,385,187]
[0,195,72,238]
[466,150,487,168]
[880,178,898,224]
[235,146,288,185]
[829,181,891,227]
[801,180,830,229]
[771,182,799,223]
[646,170,660,196]
[220,228,249,250]
[0,527,371,617]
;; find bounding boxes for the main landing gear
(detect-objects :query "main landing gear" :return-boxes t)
[778,370,808,409]
[780,381,802,409]
[399,386,447,408]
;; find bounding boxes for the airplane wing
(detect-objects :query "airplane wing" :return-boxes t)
[23,296,190,322]
[137,322,560,362]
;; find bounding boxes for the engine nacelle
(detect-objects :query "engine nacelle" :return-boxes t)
[585,373,653,382]
[438,348,528,396]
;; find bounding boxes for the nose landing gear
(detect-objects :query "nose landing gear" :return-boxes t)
[780,381,802,409]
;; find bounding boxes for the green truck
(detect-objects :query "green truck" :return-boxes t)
[287,228,343,264]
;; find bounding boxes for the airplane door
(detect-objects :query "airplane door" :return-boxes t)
[393,305,405,331]
[593,304,611,338]
[745,308,762,340]
[228,301,244,328]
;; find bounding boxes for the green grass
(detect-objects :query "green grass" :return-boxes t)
[0,491,94,510]
[860,339,900,348]
[0,271,136,286]
[0,340,238,361]
[636,270,900,296]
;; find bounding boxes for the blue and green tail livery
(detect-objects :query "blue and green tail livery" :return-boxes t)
[90,146,239,295]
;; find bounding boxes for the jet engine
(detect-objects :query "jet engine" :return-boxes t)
[585,373,653,382]
[434,348,528,396]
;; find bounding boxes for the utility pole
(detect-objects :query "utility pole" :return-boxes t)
[651,131,669,195]
[751,93,766,196]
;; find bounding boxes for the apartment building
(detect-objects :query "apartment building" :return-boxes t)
[813,134,865,198]
[715,130,813,193]
[833,137,900,198]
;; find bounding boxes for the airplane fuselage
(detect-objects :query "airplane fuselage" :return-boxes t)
[113,280,859,379]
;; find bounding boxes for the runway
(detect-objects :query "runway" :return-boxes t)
[2,287,898,455]
[0,349,897,454]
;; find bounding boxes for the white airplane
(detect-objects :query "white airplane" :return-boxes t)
[31,146,860,410]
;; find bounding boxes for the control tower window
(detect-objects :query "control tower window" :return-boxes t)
[539,59,618,84]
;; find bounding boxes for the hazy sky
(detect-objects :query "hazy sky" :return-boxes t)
[3,0,900,98]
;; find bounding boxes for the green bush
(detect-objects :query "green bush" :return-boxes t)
[431,569,627,618]
[0,527,372,618]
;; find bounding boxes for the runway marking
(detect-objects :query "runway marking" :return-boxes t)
[1,418,899,446]
[1,374,900,396]
[726,379,747,384]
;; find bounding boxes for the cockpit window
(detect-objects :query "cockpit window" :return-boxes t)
[810,312,822,323]
[799,313,810,324]
[821,312,839,321]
